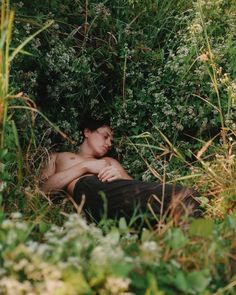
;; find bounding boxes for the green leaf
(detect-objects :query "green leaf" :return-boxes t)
[0,148,8,158]
[119,217,128,233]
[172,271,189,292]
[39,221,50,233]
[141,228,153,242]
[130,270,148,290]
[110,262,133,277]
[187,269,211,293]
[63,270,92,294]
[165,228,188,250]
[172,269,211,294]
[107,228,120,243]
[225,214,236,231]
[189,218,214,238]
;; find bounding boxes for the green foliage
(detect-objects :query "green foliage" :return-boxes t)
[189,218,214,238]
[0,213,236,294]
[9,0,236,178]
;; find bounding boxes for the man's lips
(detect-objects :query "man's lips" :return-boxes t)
[102,147,109,153]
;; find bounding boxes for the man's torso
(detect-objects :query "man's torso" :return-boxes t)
[55,152,110,195]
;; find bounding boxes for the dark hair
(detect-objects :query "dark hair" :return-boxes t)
[80,117,111,136]
[80,116,118,158]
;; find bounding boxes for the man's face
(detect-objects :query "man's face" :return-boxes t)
[85,125,113,157]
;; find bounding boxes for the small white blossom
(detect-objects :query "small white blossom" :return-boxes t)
[10,212,22,219]
[141,241,158,252]
[105,276,131,294]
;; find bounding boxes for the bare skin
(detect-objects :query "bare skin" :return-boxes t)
[40,126,132,196]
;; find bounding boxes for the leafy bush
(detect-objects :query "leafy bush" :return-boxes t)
[9,0,236,180]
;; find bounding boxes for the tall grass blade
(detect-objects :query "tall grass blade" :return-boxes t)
[153,125,185,162]
[196,133,219,159]
[9,105,75,144]
[196,0,225,130]
[11,119,23,184]
[9,20,54,62]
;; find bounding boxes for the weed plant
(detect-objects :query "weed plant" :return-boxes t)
[189,129,236,220]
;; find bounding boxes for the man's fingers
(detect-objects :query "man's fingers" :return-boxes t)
[99,166,122,182]
[98,166,111,179]
[100,172,111,182]
[98,168,114,181]
[100,169,115,182]
[107,176,117,182]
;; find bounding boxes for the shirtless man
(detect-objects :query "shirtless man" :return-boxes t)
[40,118,198,221]
[40,119,131,193]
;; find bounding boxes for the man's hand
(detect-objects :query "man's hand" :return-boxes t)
[98,165,122,182]
[83,159,109,174]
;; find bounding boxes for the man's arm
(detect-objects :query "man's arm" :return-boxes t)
[40,153,88,193]
[40,153,58,184]
[40,156,109,193]
[40,162,87,193]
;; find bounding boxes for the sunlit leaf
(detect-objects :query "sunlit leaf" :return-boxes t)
[189,218,214,238]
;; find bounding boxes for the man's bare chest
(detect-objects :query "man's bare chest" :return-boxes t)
[56,153,84,172]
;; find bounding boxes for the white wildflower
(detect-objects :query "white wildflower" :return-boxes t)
[0,277,33,295]
[40,263,61,280]
[91,244,124,266]
[1,220,13,229]
[141,241,158,252]
[91,246,107,266]
[94,3,111,19]
[105,276,131,294]
[188,23,203,34]
[140,241,161,264]
[0,268,6,276]
[36,243,51,256]
[38,280,65,295]
[6,231,18,245]
[65,214,89,231]
[13,258,29,271]
[15,222,28,231]
[26,240,40,252]
[10,212,22,219]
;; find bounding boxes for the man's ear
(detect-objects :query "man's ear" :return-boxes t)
[83,128,91,138]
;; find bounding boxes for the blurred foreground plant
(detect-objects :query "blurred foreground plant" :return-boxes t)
[1,213,236,294]
[0,1,56,213]
[191,129,236,219]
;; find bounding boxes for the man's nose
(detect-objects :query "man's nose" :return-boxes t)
[106,138,112,147]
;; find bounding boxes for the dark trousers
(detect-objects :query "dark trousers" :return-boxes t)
[73,176,198,222]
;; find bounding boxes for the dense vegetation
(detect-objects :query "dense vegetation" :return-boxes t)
[0,0,236,294]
